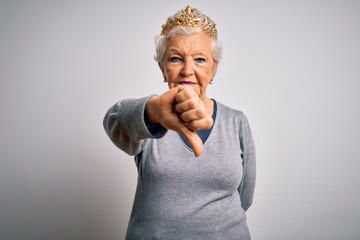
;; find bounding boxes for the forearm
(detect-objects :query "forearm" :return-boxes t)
[103,96,166,156]
[239,148,256,211]
[238,113,256,211]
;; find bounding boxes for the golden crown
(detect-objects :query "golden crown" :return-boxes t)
[161,5,218,40]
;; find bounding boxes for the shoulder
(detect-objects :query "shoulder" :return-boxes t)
[214,100,247,121]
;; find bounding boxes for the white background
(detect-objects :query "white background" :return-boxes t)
[1,0,359,239]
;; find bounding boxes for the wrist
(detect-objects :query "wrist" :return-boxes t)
[145,96,160,125]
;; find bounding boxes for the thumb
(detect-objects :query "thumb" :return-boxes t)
[179,127,203,157]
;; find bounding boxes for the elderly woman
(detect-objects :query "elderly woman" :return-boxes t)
[104,5,256,239]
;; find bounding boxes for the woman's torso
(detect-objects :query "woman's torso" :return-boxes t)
[126,101,251,240]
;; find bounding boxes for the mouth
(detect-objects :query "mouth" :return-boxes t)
[178,81,196,86]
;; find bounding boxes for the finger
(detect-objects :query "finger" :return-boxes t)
[184,117,213,131]
[155,86,182,121]
[175,86,197,103]
[160,86,181,106]
[174,97,201,113]
[179,108,208,122]
[178,126,204,157]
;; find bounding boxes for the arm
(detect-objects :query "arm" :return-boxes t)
[238,114,256,211]
[103,86,211,157]
[103,96,167,156]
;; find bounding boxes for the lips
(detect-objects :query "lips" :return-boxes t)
[179,81,196,86]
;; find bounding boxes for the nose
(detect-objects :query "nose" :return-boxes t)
[181,59,194,76]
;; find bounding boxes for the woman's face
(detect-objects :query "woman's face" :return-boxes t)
[159,33,218,100]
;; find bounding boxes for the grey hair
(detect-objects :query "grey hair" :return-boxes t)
[154,7,223,63]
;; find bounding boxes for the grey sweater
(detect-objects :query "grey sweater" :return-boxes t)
[103,96,256,240]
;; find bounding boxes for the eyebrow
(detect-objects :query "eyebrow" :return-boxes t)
[167,49,208,57]
[167,49,182,55]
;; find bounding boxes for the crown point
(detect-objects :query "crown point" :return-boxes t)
[160,5,218,40]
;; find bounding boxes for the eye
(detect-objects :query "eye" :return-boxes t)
[195,58,206,63]
[170,57,182,63]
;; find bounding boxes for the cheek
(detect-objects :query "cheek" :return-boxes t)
[164,69,178,81]
[199,70,213,83]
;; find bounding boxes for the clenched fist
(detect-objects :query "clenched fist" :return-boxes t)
[145,86,213,157]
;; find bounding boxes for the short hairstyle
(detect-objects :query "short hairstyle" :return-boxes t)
[154,7,223,63]
[154,26,223,63]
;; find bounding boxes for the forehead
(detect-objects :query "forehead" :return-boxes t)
[166,33,212,54]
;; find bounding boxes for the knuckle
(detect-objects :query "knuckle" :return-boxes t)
[196,108,204,117]
[180,112,189,122]
[189,98,197,108]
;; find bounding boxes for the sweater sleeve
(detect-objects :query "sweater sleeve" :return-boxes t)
[238,113,256,211]
[103,96,167,156]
